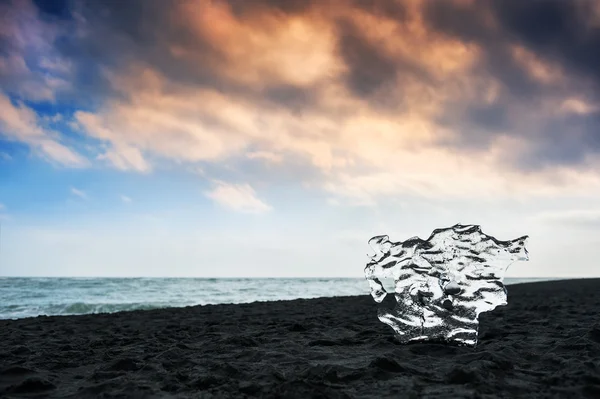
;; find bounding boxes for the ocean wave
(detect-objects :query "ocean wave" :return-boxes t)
[0,301,188,319]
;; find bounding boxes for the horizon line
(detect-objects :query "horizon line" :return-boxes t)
[0,275,593,279]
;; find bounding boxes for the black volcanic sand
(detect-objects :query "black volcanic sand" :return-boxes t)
[1,279,600,398]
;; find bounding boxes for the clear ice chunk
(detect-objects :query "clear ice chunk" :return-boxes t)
[364,224,529,347]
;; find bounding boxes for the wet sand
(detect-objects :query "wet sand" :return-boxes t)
[1,279,599,398]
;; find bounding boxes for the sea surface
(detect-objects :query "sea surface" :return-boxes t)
[0,277,563,320]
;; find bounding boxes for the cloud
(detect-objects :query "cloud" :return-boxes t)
[205,181,271,213]
[0,92,88,167]
[560,98,599,115]
[4,0,600,204]
[175,0,342,88]
[0,152,11,161]
[422,0,600,166]
[70,187,87,199]
[0,0,73,102]
[121,195,132,204]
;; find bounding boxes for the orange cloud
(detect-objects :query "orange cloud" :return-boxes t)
[173,0,343,88]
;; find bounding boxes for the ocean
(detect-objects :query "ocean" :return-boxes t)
[0,277,561,320]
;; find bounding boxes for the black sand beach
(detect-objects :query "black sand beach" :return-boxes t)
[1,279,599,398]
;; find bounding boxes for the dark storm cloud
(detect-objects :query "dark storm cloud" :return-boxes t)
[335,18,434,111]
[424,0,600,95]
[422,0,600,166]
[467,103,509,132]
[489,0,600,82]
[421,1,557,99]
[422,1,551,98]
[336,21,399,97]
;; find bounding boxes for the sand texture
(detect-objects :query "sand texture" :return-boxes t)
[1,279,600,398]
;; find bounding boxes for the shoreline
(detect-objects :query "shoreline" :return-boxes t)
[1,279,599,398]
[0,277,583,321]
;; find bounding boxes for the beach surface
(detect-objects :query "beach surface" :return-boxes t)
[1,279,599,398]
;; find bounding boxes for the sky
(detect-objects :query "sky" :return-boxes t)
[1,0,600,278]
